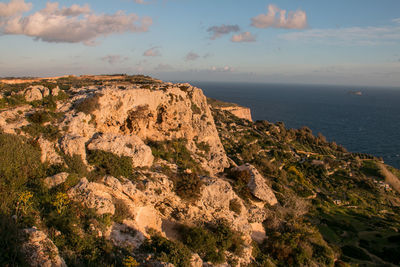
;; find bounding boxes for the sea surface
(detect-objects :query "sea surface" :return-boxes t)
[188,81,400,169]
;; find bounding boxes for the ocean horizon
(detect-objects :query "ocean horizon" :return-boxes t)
[184,81,400,169]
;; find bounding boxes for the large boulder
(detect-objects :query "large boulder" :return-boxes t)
[87,133,154,167]
[59,134,88,163]
[235,164,278,205]
[21,227,66,267]
[22,86,49,102]
[68,178,115,215]
[37,137,63,164]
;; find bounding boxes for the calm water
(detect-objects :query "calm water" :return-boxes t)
[189,81,400,169]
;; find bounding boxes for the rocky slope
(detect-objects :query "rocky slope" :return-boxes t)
[0,75,399,267]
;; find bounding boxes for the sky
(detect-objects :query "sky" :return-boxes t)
[0,0,399,87]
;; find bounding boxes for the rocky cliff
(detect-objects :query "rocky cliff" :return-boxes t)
[0,75,399,267]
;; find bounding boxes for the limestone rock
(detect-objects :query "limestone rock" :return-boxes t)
[218,106,252,121]
[109,222,146,249]
[190,254,203,267]
[77,84,229,174]
[235,164,278,205]
[87,133,154,167]
[44,172,69,188]
[68,178,115,214]
[37,137,63,164]
[59,134,88,163]
[22,86,49,102]
[21,227,66,267]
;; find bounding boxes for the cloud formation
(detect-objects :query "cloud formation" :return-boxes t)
[210,66,234,72]
[280,24,400,46]
[0,0,152,45]
[231,32,256,43]
[207,24,240,40]
[185,52,199,61]
[0,0,32,17]
[251,4,307,29]
[143,47,161,57]
[101,55,129,64]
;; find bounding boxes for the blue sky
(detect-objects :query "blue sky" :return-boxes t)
[0,0,399,86]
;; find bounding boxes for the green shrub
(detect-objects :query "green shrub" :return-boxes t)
[27,110,52,124]
[227,168,253,202]
[191,103,201,115]
[140,234,191,267]
[87,150,133,179]
[112,199,131,223]
[21,124,60,141]
[172,173,203,201]
[63,154,88,178]
[179,221,244,264]
[75,94,102,114]
[148,139,205,174]
[196,141,210,153]
[0,133,44,195]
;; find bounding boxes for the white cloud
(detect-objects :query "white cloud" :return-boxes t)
[100,55,129,64]
[143,47,161,57]
[393,18,400,24]
[280,24,400,46]
[185,52,199,61]
[0,1,152,45]
[210,66,234,72]
[207,24,240,40]
[231,32,256,43]
[251,4,307,29]
[0,0,32,17]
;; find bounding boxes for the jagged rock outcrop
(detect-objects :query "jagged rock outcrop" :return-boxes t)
[87,133,154,167]
[19,85,60,102]
[218,106,252,121]
[235,164,278,205]
[59,134,88,163]
[38,137,63,164]
[21,227,66,267]
[60,84,229,174]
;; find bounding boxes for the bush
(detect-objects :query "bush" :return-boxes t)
[63,154,88,178]
[227,168,253,202]
[87,150,133,179]
[140,234,192,267]
[75,94,102,114]
[148,139,204,174]
[172,173,203,201]
[179,221,244,264]
[21,124,60,141]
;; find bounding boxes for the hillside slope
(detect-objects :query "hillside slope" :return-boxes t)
[0,75,399,267]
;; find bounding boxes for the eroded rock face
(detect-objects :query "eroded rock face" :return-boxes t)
[21,227,66,267]
[61,84,229,174]
[218,106,252,121]
[38,137,63,164]
[87,133,154,167]
[59,134,88,163]
[235,164,278,205]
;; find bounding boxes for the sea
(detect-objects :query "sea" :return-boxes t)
[187,81,400,169]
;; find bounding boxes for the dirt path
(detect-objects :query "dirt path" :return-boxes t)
[378,163,400,194]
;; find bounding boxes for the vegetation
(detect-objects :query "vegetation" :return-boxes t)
[178,221,244,264]
[147,138,205,174]
[140,233,192,267]
[74,93,102,114]
[87,150,134,180]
